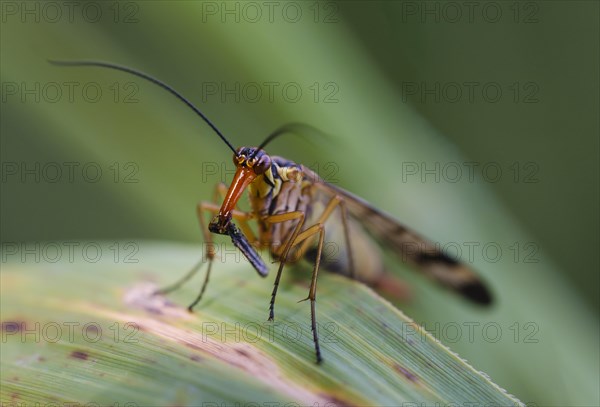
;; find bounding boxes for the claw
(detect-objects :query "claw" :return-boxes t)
[297,296,310,303]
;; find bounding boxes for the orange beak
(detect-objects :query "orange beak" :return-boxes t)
[210,166,256,234]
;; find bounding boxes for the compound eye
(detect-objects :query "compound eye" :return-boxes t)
[233,152,245,166]
[254,154,271,175]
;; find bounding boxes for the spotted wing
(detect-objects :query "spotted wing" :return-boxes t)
[304,166,492,305]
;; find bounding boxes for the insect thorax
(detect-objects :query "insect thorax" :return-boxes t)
[247,156,314,252]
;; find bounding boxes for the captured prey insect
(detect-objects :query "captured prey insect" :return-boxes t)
[50,60,493,364]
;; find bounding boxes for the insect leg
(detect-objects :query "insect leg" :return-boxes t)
[279,196,344,363]
[187,202,254,311]
[155,183,255,312]
[291,222,326,363]
[155,183,227,296]
[292,195,342,266]
[263,211,305,321]
[313,183,356,279]
[339,200,356,279]
[153,201,218,298]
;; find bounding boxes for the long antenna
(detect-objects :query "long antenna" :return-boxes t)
[251,123,328,159]
[48,60,237,154]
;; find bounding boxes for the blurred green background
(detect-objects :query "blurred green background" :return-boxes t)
[1,1,598,406]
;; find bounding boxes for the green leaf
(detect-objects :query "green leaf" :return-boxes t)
[2,3,598,406]
[1,242,523,406]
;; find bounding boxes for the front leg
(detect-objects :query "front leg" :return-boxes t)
[155,183,256,312]
[186,202,256,311]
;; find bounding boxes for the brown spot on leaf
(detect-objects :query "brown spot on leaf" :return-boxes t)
[190,355,203,363]
[145,307,164,315]
[88,305,355,406]
[1,321,24,333]
[319,394,352,407]
[184,342,202,352]
[163,299,178,308]
[394,364,418,382]
[124,283,193,320]
[70,350,89,360]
